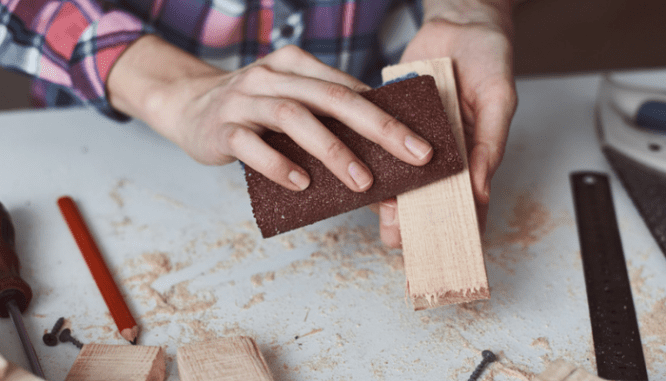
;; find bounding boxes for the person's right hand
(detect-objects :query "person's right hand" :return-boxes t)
[108,35,434,193]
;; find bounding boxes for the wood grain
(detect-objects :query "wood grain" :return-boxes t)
[64,344,165,381]
[381,58,489,309]
[177,337,273,381]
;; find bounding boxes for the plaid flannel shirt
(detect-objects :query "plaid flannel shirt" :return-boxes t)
[0,0,421,120]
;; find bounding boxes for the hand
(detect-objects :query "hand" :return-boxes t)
[377,17,518,248]
[108,36,434,193]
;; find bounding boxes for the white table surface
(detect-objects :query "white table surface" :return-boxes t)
[1,72,665,381]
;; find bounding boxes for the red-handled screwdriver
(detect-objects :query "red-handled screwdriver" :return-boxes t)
[0,202,44,377]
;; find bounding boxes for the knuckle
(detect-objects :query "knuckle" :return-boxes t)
[242,65,272,84]
[272,100,301,123]
[224,125,248,152]
[324,139,347,161]
[325,83,354,105]
[377,116,402,137]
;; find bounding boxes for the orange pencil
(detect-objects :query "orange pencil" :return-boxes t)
[57,196,139,344]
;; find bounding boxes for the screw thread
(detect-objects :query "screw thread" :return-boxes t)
[50,317,65,334]
[59,329,84,349]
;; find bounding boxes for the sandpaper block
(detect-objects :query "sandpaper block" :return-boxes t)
[245,75,464,238]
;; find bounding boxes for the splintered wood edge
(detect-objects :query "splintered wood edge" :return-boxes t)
[382,58,489,310]
[177,336,274,381]
[411,286,491,310]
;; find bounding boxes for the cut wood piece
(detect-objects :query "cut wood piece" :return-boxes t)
[382,58,489,309]
[177,336,273,381]
[0,355,46,381]
[64,344,165,381]
[535,360,607,381]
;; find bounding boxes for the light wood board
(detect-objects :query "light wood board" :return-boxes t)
[64,344,165,381]
[535,360,607,381]
[382,58,489,309]
[177,336,273,381]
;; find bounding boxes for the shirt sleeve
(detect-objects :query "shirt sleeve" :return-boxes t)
[0,0,153,120]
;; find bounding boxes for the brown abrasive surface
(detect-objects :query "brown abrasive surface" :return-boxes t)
[245,75,463,238]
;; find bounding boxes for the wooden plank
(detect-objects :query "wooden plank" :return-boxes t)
[64,344,165,381]
[0,355,45,381]
[381,58,489,309]
[535,360,607,381]
[177,336,273,381]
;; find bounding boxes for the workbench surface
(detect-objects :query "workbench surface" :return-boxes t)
[1,72,665,381]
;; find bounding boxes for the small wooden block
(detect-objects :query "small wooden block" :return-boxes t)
[177,336,273,381]
[535,360,608,381]
[64,344,165,381]
[381,58,490,309]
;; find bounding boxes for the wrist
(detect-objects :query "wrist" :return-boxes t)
[422,0,514,37]
[107,35,224,141]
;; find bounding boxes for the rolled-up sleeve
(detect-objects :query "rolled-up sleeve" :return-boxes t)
[0,0,152,120]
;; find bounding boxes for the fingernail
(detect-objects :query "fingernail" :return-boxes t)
[288,170,310,190]
[405,135,433,161]
[348,162,372,190]
[380,202,396,226]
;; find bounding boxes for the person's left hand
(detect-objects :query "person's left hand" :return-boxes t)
[375,17,518,248]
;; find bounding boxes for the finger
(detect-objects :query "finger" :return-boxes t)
[249,96,374,192]
[469,80,517,204]
[367,203,380,215]
[263,45,372,93]
[261,73,435,167]
[223,123,311,191]
[379,198,401,248]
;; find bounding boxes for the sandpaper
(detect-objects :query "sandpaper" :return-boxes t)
[245,75,464,238]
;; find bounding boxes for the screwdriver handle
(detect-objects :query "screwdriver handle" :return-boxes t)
[0,202,33,317]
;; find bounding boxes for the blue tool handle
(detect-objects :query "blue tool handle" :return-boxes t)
[636,100,666,133]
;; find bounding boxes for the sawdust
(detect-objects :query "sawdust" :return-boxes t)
[531,337,552,351]
[121,252,216,320]
[111,216,132,229]
[142,252,173,275]
[242,293,265,309]
[354,269,372,279]
[180,319,216,341]
[250,272,274,287]
[492,358,534,381]
[152,194,185,208]
[278,235,296,250]
[109,179,129,208]
[487,192,557,250]
[295,328,322,339]
[640,297,666,372]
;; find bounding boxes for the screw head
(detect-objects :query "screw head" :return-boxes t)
[482,350,497,363]
[42,333,58,346]
[59,328,72,342]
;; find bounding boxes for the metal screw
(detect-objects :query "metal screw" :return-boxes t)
[59,328,84,349]
[42,317,65,347]
[468,350,497,381]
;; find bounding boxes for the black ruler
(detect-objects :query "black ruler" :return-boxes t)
[570,172,648,381]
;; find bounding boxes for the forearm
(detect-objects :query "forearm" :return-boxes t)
[1,0,147,115]
[422,0,514,35]
[107,34,224,142]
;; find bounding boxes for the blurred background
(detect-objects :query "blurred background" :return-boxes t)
[1,0,666,111]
